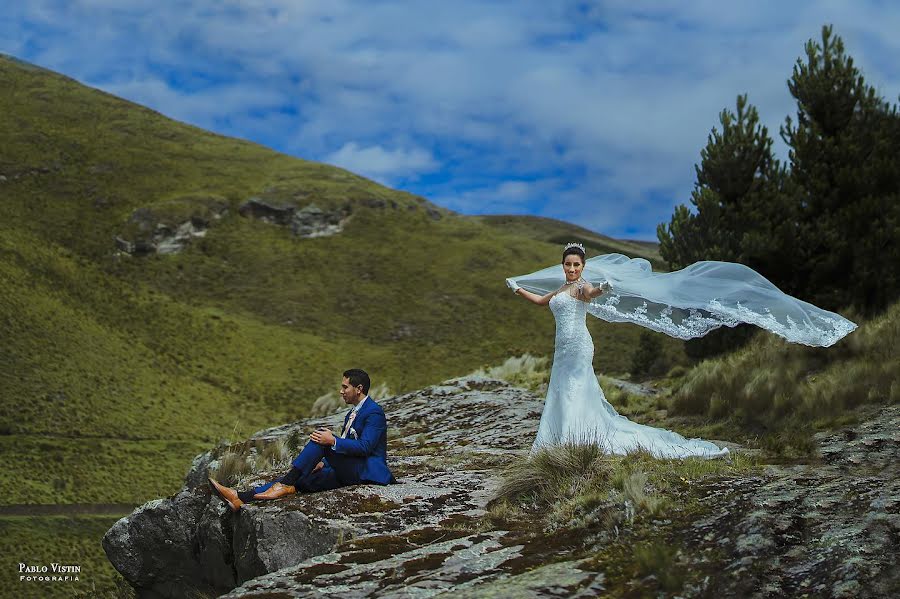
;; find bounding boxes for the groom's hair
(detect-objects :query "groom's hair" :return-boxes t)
[343,369,371,394]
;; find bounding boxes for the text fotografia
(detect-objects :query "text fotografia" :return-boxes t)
[19,562,81,582]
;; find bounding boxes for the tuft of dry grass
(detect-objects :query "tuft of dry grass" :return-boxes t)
[492,441,758,532]
[309,382,393,417]
[253,438,291,471]
[493,439,611,507]
[472,354,550,393]
[671,300,900,437]
[210,451,251,486]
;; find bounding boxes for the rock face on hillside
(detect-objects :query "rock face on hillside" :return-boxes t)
[235,197,371,237]
[237,198,350,238]
[115,200,229,256]
[103,378,900,598]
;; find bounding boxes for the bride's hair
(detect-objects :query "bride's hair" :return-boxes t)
[562,245,586,264]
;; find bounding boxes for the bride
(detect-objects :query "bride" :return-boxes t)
[506,243,857,457]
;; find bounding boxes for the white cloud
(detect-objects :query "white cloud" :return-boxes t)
[3,1,900,239]
[325,142,438,183]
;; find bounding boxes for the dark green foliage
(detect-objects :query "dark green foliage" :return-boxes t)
[656,93,793,359]
[671,299,899,455]
[657,93,792,274]
[630,331,664,380]
[658,25,900,327]
[780,25,900,313]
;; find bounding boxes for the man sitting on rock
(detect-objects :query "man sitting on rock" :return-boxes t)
[209,369,395,511]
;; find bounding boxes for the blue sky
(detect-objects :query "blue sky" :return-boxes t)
[3,1,900,240]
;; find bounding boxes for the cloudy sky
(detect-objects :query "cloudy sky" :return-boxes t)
[3,1,900,240]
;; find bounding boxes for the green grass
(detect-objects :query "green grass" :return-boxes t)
[0,437,209,505]
[669,300,899,454]
[0,54,668,596]
[475,214,664,267]
[0,514,132,599]
[491,442,757,531]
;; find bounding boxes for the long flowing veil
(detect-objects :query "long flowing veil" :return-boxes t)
[508,253,857,347]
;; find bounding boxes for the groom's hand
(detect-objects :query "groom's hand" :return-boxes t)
[310,428,335,446]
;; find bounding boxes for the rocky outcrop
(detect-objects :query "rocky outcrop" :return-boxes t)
[103,378,900,598]
[238,198,349,238]
[680,404,900,598]
[103,376,540,598]
[102,490,217,599]
[116,200,228,256]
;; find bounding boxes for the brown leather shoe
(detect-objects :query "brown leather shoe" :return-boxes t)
[209,477,243,512]
[253,482,296,500]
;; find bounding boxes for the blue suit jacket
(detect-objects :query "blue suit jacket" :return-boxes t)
[328,398,395,485]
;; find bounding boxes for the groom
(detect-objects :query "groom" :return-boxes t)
[209,369,395,511]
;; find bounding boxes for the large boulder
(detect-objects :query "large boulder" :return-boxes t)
[103,376,541,598]
[102,489,216,599]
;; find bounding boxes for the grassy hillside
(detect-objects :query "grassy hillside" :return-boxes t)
[0,54,670,597]
[476,214,663,267]
[668,300,898,455]
[0,54,667,500]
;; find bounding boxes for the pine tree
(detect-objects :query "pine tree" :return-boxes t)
[781,25,900,313]
[660,25,899,319]
[658,94,792,279]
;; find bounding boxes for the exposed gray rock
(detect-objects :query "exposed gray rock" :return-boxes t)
[117,203,226,256]
[101,489,217,599]
[104,377,900,598]
[238,198,349,238]
[231,500,351,584]
[604,376,658,397]
[182,448,216,492]
[290,203,345,238]
[155,221,207,254]
[238,197,295,226]
[682,404,900,598]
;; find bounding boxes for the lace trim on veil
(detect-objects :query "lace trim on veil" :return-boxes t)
[511,253,857,347]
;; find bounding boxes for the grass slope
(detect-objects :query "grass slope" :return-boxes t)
[0,54,664,502]
[0,54,667,596]
[0,513,129,599]
[475,214,663,267]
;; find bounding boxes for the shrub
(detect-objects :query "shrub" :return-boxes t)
[630,331,665,380]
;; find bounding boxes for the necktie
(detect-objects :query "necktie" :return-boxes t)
[342,409,358,438]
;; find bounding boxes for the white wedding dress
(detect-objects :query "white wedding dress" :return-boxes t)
[532,288,729,458]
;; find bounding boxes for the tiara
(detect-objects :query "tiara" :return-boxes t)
[564,242,585,252]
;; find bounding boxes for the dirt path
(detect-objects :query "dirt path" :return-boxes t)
[0,503,137,516]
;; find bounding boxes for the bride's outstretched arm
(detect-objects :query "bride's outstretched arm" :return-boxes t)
[506,278,556,305]
[515,288,556,305]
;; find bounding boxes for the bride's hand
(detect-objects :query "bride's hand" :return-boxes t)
[506,278,521,293]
